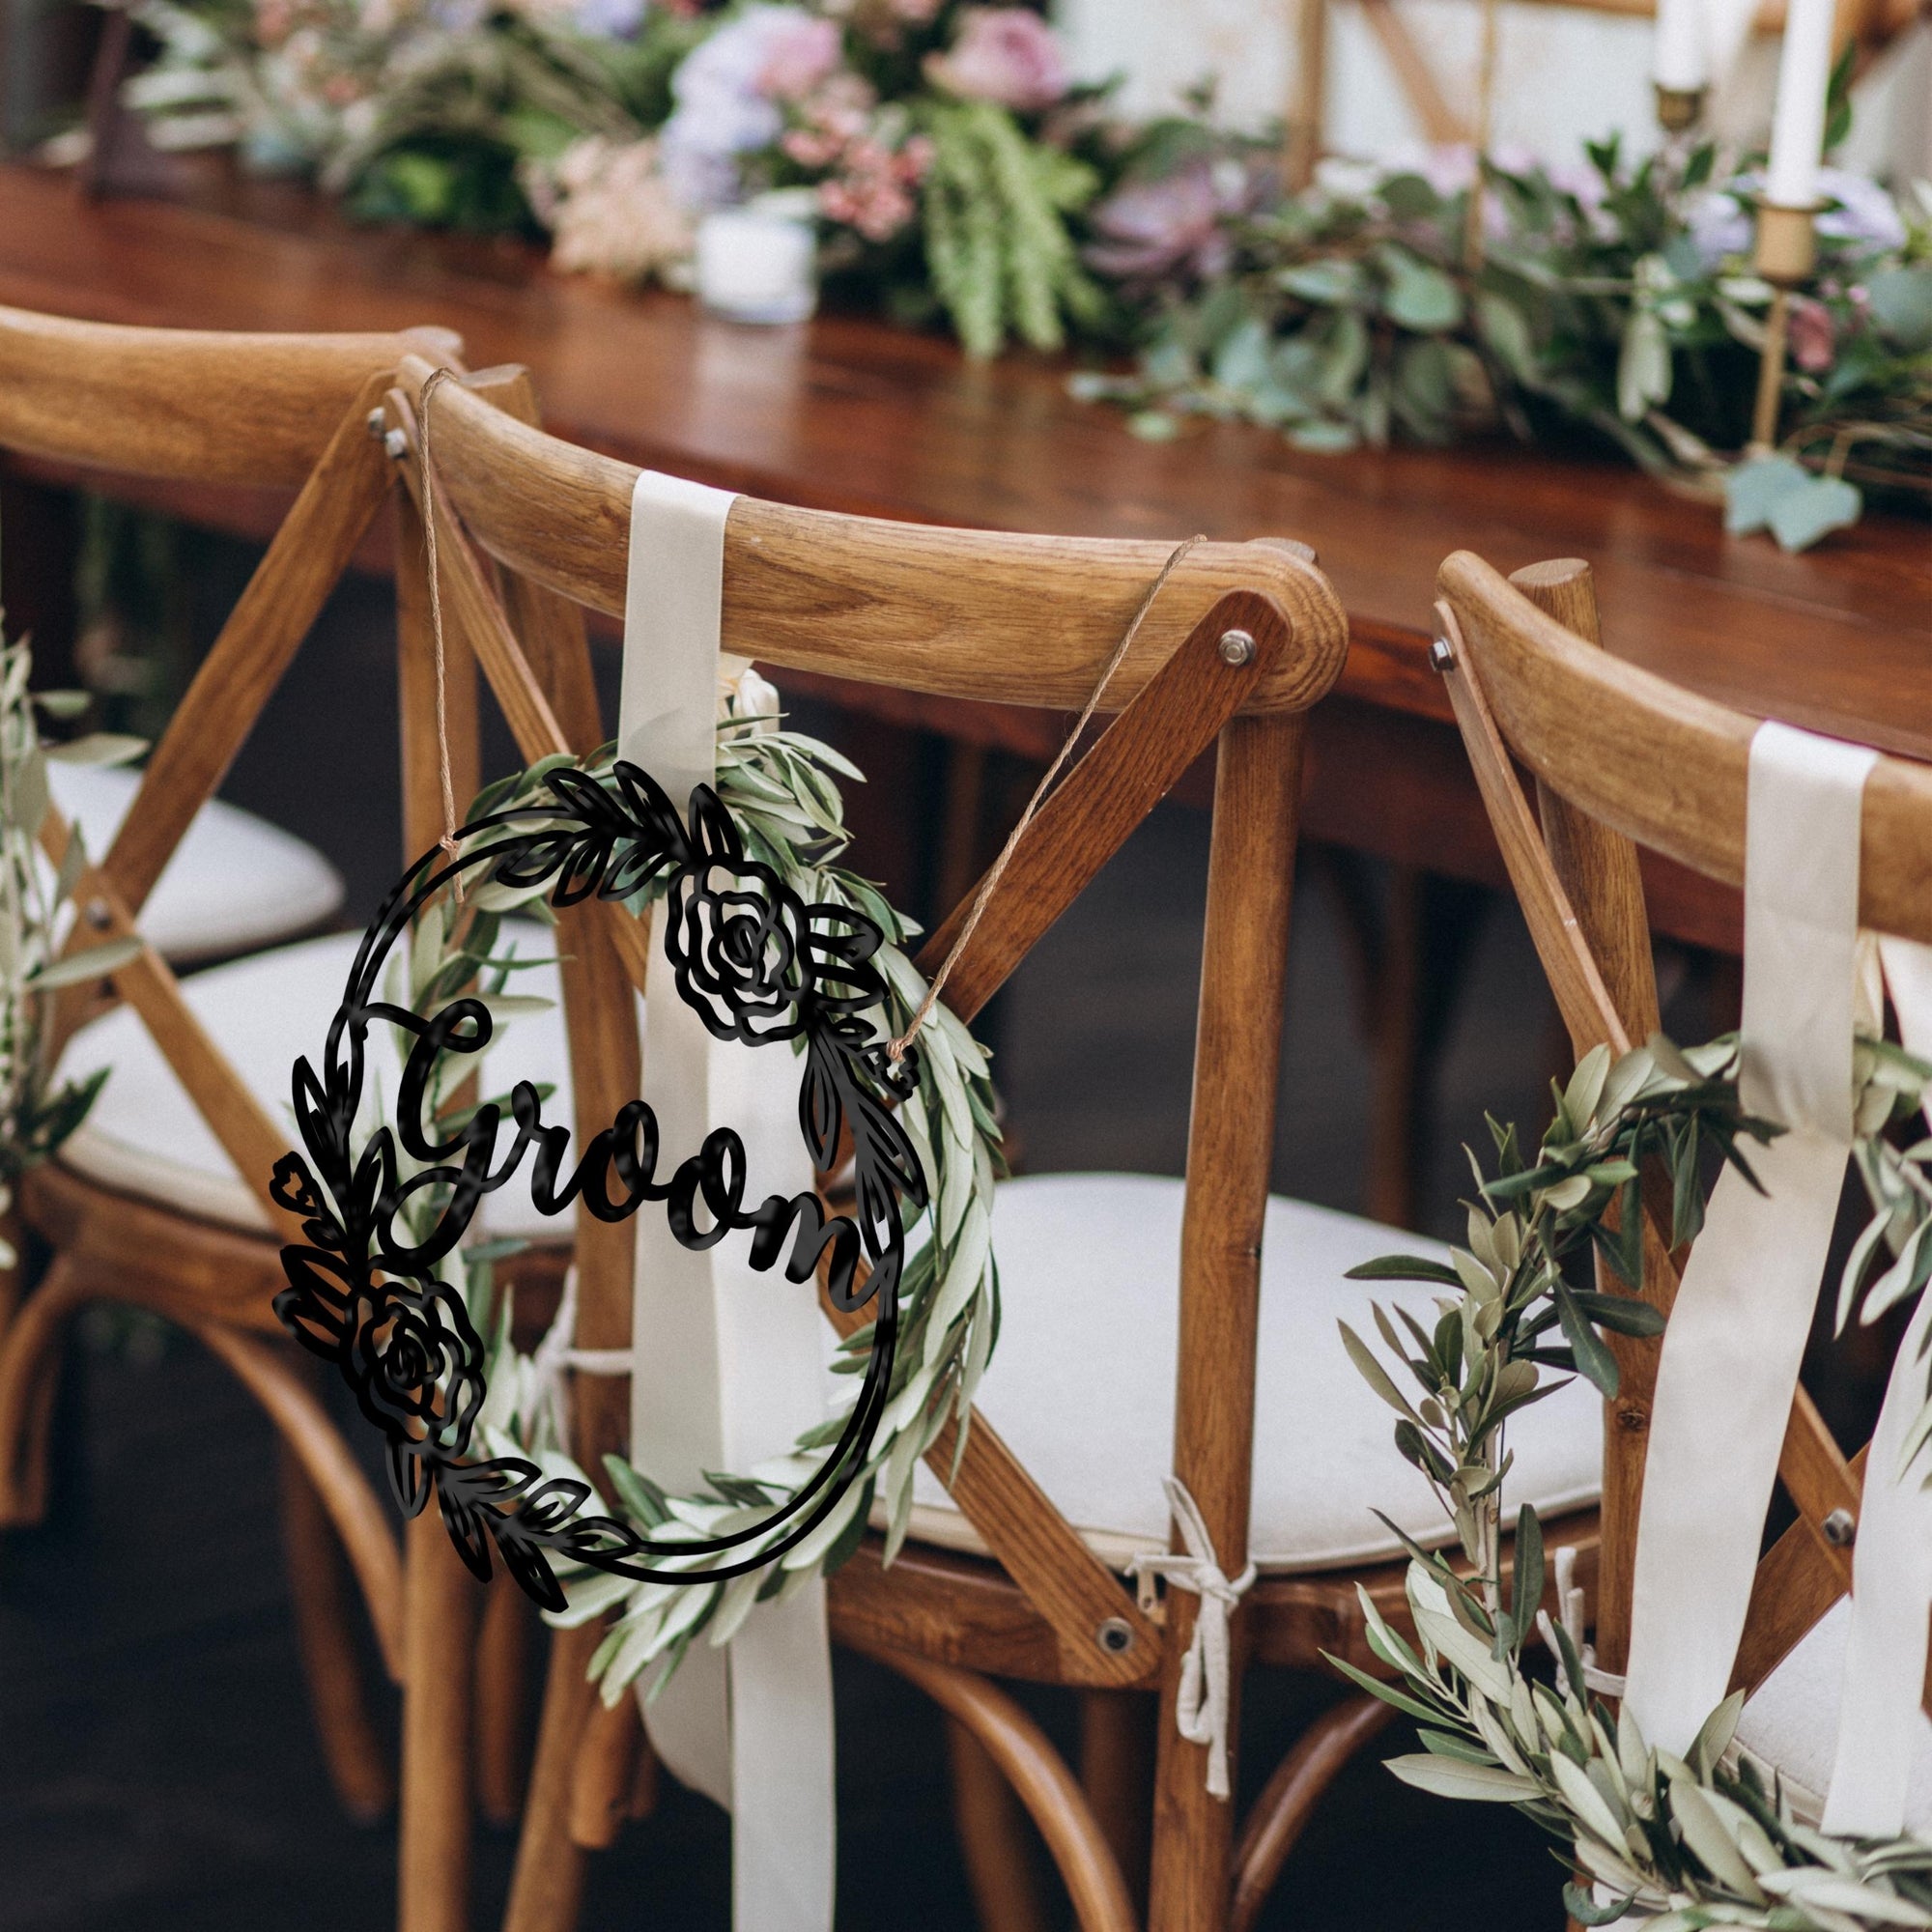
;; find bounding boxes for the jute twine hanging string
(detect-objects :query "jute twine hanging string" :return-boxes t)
[886,530,1206,1063]
[409,368,1204,1047]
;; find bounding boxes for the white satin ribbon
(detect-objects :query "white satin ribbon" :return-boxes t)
[620,469,837,1932]
[1624,722,1876,1757]
[1127,1477,1256,1801]
[1824,936,1932,1837]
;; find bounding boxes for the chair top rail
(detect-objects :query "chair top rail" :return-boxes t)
[1439,549,1932,946]
[0,305,461,487]
[397,356,1349,717]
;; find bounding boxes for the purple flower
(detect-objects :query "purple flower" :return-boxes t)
[1688,186,1754,268]
[1816,167,1906,250]
[1085,159,1241,283]
[924,8,1068,114]
[574,0,646,36]
[661,6,836,209]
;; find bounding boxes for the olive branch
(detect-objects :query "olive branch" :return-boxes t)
[1333,1030,1932,1930]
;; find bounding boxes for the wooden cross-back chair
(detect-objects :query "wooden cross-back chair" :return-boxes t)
[391,355,1610,1932]
[1435,550,1932,1845]
[0,303,482,1839]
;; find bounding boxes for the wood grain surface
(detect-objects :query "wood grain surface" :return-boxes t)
[0,159,1916,741]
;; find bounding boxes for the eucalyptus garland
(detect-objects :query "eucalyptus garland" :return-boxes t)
[279,691,1003,1695]
[1337,1030,1932,1931]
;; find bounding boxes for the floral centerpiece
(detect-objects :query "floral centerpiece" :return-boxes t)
[126,0,1113,354]
[117,0,1929,544]
[1074,124,1932,550]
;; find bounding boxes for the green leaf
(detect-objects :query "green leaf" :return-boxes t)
[1383,1754,1542,1802]
[1616,307,1671,422]
[1322,1651,1447,1723]
[1510,1504,1544,1648]
[1725,452,1862,553]
[1865,267,1932,353]
[1552,1280,1620,1398]
[1209,314,1274,392]
[1474,292,1537,383]
[1339,1321,1424,1423]
[1346,1254,1463,1287]
[1566,1290,1665,1337]
[45,732,146,767]
[1278,257,1366,306]
[1378,173,1441,221]
[26,935,143,989]
[1378,244,1463,332]
[1769,471,1862,554]
[1564,1882,1634,1924]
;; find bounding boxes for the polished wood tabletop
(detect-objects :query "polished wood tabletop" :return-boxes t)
[1,158,1926,947]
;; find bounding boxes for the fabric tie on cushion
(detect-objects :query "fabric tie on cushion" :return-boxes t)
[1127,1476,1256,1801]
[619,469,837,1932]
[1624,722,1876,1759]
[1823,937,1932,1837]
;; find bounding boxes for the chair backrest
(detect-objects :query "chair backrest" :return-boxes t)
[0,303,459,487]
[1435,546,1932,1702]
[382,353,1350,1862]
[0,305,468,1249]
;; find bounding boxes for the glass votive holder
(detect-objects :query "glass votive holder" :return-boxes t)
[695,200,818,326]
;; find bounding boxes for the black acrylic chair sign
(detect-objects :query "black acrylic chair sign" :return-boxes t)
[272,762,924,1609]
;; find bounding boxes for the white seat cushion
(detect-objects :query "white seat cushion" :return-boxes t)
[1734,1596,1932,1832]
[49,762,343,964]
[58,926,572,1239]
[904,1173,1603,1573]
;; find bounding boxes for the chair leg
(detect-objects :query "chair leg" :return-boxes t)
[855,1639,1136,1932]
[193,1321,406,1683]
[570,1683,648,1849]
[1228,1694,1395,1932]
[475,1576,532,1829]
[947,1716,1054,1932]
[401,1510,479,1932]
[1079,1689,1154,1912]
[501,1620,601,1932]
[0,1253,89,1524]
[278,1440,396,1823]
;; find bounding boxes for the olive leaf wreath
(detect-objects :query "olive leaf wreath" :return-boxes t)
[270,709,1003,1628]
[1333,1031,1932,1931]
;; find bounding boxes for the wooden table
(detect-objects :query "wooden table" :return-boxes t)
[1,158,1928,957]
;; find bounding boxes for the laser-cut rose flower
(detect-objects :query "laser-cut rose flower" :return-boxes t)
[349,1282,487,1512]
[666,858,813,1044]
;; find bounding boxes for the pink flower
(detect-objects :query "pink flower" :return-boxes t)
[924,8,1067,113]
[756,13,842,100]
[1789,297,1837,374]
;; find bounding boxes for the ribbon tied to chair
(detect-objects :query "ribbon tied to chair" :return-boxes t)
[1129,1475,1257,1801]
[1623,720,1932,1843]
[620,470,838,1932]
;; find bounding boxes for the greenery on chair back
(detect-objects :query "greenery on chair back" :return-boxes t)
[0,617,149,1257]
[1332,1032,1932,1929]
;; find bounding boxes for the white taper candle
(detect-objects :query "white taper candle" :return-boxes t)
[1765,0,1837,209]
[1654,0,1708,92]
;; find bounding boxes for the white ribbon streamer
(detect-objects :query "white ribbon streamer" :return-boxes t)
[1624,722,1876,1758]
[1823,937,1932,1836]
[620,469,837,1932]
[1128,1476,1256,1801]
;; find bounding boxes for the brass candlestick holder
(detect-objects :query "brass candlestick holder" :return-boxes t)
[1748,199,1820,454]
[1654,83,1708,133]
